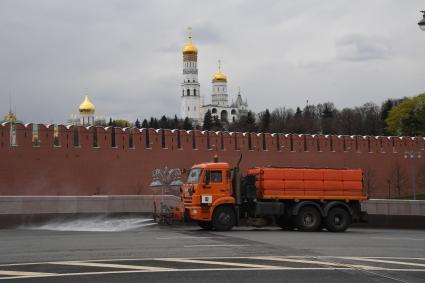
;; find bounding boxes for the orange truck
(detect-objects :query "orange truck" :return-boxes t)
[181,157,368,232]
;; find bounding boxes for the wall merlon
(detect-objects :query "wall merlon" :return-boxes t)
[0,123,423,155]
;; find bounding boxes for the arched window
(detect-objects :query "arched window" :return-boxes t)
[193,80,195,83]
[182,90,184,96]
[231,109,236,115]
[187,89,190,96]
[194,89,197,96]
[221,110,228,122]
[212,108,217,114]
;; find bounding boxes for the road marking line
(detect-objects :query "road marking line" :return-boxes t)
[155,258,281,269]
[371,237,425,241]
[340,257,425,268]
[157,236,218,240]
[0,270,55,277]
[49,261,177,271]
[2,256,425,267]
[251,256,383,270]
[2,267,425,280]
[183,244,249,248]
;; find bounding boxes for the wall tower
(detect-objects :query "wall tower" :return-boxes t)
[181,28,201,121]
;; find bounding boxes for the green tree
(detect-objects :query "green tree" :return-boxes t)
[113,119,130,128]
[183,117,193,130]
[212,116,222,131]
[203,110,213,130]
[135,119,141,129]
[258,109,271,132]
[159,115,169,129]
[173,115,180,129]
[141,119,148,128]
[386,93,425,136]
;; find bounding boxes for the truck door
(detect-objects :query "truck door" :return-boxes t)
[202,170,227,205]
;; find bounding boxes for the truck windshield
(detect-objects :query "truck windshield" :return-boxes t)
[187,168,203,184]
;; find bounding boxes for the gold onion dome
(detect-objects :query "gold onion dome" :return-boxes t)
[79,95,95,114]
[182,37,198,54]
[212,70,227,83]
[3,111,17,123]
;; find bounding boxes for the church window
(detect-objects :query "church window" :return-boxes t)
[193,80,195,83]
[187,89,190,96]
[212,108,217,114]
[182,90,184,96]
[188,106,190,111]
[231,109,236,115]
[194,89,197,96]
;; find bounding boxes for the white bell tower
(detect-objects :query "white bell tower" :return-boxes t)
[181,27,201,121]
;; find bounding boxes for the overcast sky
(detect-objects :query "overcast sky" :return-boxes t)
[0,0,424,124]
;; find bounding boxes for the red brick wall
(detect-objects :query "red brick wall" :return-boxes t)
[1,123,424,198]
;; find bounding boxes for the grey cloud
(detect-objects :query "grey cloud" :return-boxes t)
[335,34,391,61]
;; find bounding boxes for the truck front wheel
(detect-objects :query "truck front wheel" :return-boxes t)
[295,206,321,232]
[325,207,351,232]
[212,206,235,231]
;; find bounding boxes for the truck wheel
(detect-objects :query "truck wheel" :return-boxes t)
[212,206,235,231]
[325,207,351,232]
[198,221,213,230]
[295,206,321,232]
[276,216,294,230]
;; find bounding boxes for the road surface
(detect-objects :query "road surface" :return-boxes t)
[0,219,424,282]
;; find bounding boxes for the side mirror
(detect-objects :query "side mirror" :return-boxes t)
[205,171,211,186]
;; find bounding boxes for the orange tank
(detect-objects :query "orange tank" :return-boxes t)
[247,167,366,200]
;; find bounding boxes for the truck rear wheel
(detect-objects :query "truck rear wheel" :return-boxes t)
[295,206,321,232]
[325,207,351,232]
[212,206,235,231]
[198,221,213,230]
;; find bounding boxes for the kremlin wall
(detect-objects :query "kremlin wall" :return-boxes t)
[1,122,424,199]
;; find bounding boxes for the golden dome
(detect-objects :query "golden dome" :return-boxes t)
[79,95,95,114]
[212,70,227,83]
[182,37,198,54]
[3,111,17,123]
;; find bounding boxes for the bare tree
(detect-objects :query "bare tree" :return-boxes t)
[391,161,408,197]
[364,166,376,197]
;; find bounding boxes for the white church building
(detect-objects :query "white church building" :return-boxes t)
[180,30,248,124]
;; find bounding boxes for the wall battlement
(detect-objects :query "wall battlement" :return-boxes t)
[1,123,424,154]
[1,122,424,198]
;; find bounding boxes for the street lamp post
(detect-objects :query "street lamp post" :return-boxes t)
[419,11,425,31]
[404,151,422,200]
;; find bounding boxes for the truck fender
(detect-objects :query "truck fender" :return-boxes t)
[323,201,353,216]
[212,196,236,207]
[292,201,325,217]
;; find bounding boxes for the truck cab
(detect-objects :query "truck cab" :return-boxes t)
[182,162,236,230]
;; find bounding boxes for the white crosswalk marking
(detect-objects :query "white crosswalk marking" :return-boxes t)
[251,256,385,270]
[0,256,425,280]
[340,257,425,268]
[49,261,177,271]
[0,270,55,277]
[156,258,283,269]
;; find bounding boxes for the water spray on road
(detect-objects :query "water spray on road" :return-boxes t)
[21,215,157,232]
